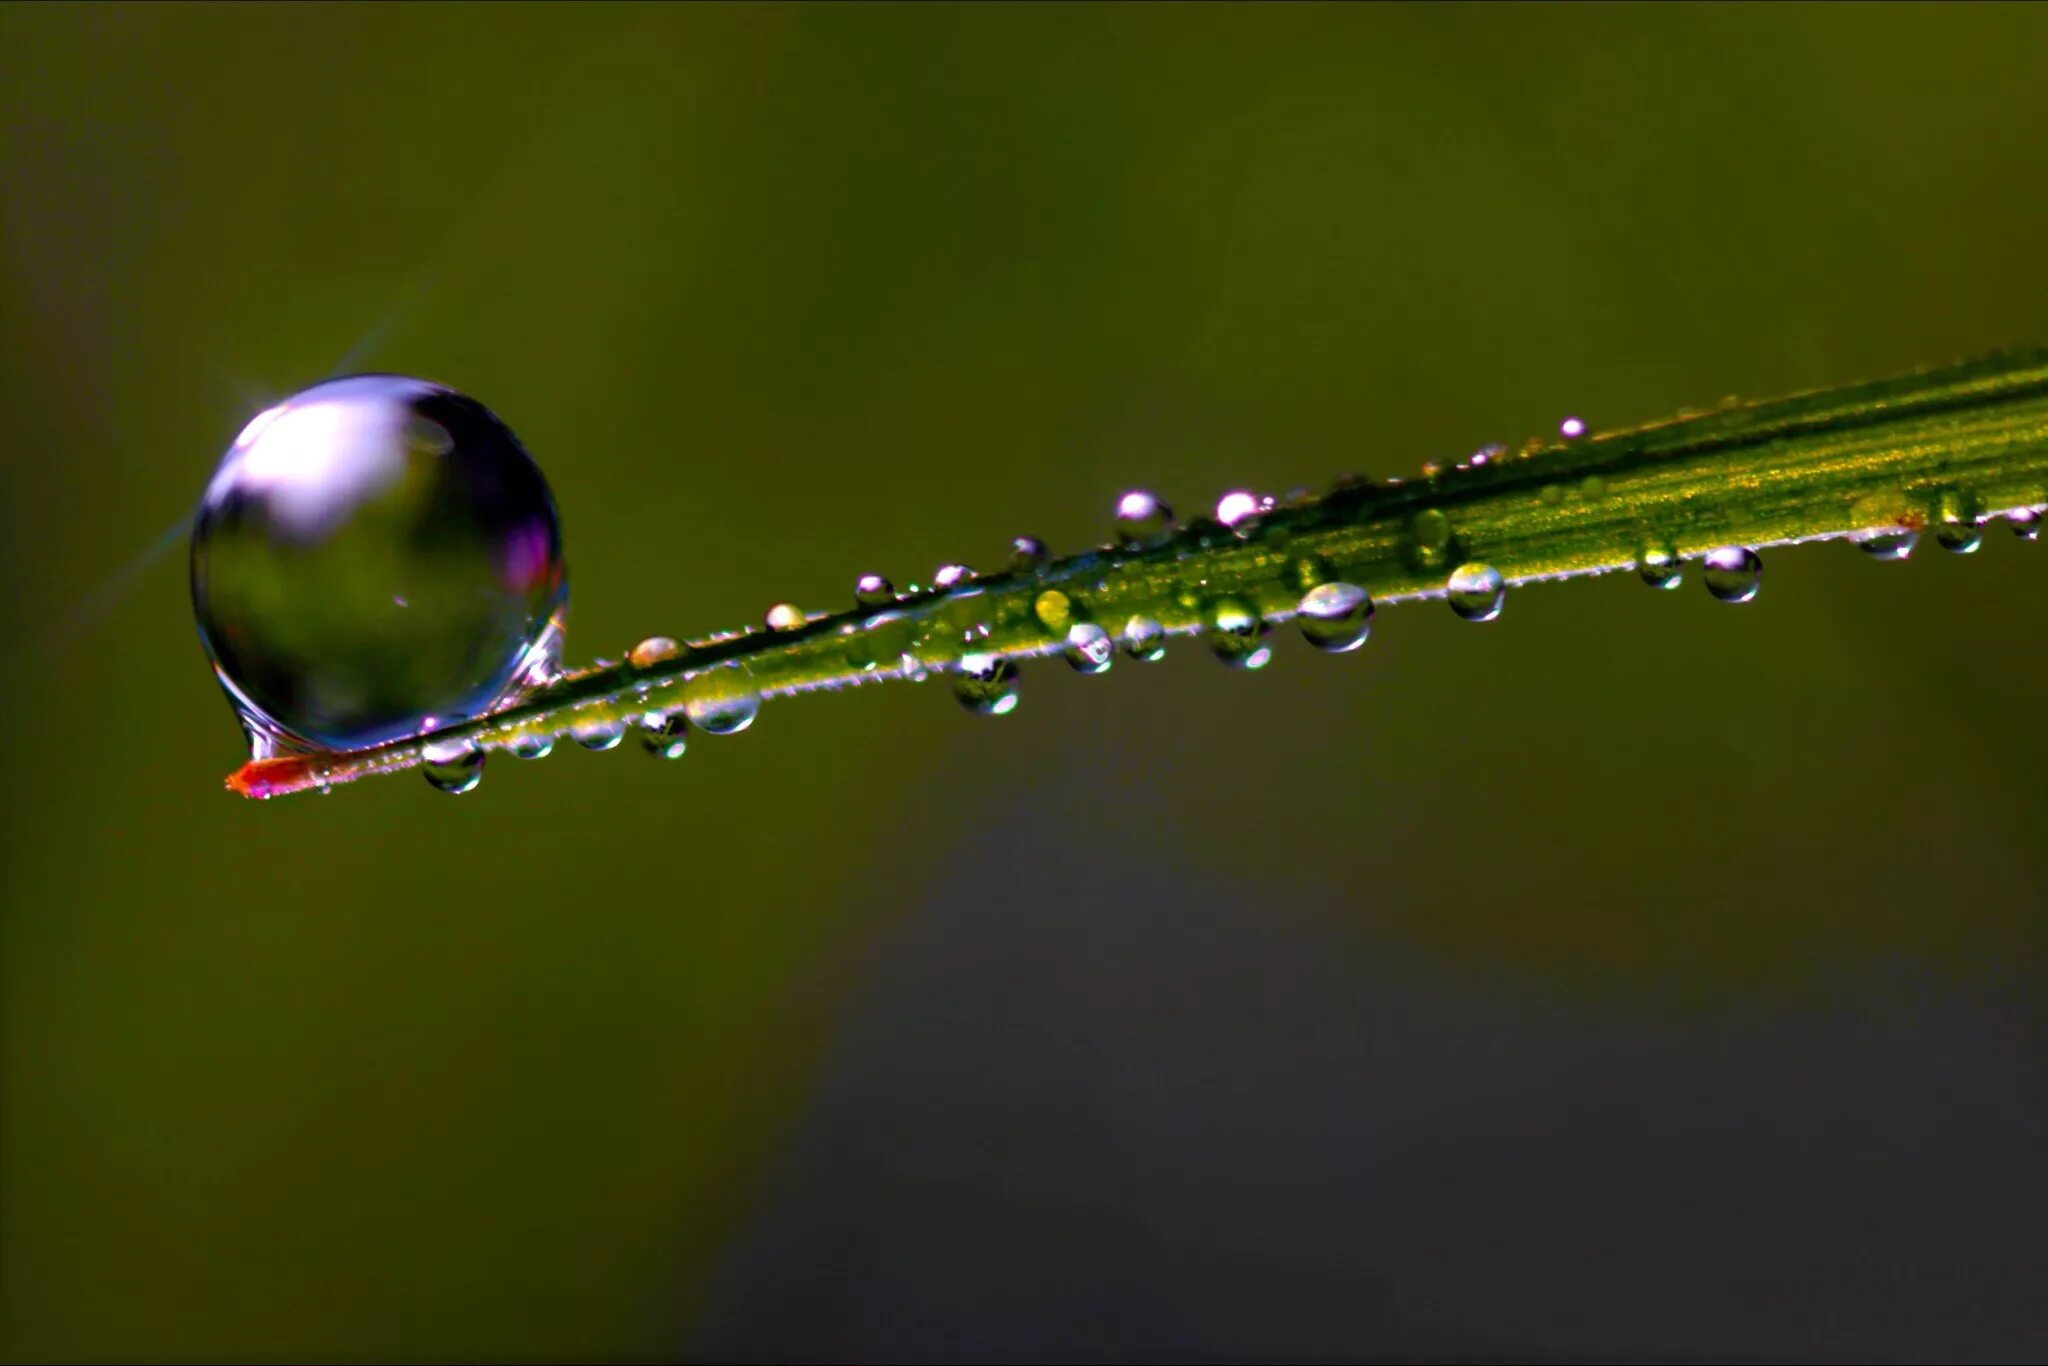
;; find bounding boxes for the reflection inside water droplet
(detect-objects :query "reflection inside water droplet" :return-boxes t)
[953,652,1020,715]
[681,665,760,735]
[571,717,626,751]
[1063,622,1114,674]
[1853,527,1918,561]
[1296,582,1372,653]
[637,711,688,760]
[1701,546,1762,603]
[1446,564,1505,622]
[1638,539,1682,590]
[421,737,484,794]
[1206,597,1272,669]
[1122,616,1166,663]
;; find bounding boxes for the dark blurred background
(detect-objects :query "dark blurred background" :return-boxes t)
[4,4,2046,1360]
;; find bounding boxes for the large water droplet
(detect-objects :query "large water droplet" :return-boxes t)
[1852,527,1918,561]
[933,563,976,589]
[1701,546,1762,603]
[1063,622,1114,674]
[1009,536,1050,571]
[1206,598,1272,669]
[953,653,1020,715]
[1123,616,1167,662]
[192,375,568,753]
[1935,490,1982,553]
[2011,507,2043,541]
[629,635,681,668]
[571,717,626,751]
[763,602,806,631]
[1214,490,1261,529]
[1113,490,1174,547]
[1638,539,1682,590]
[1296,582,1372,653]
[420,737,484,794]
[637,711,688,760]
[1446,564,1505,622]
[681,665,760,735]
[854,573,895,608]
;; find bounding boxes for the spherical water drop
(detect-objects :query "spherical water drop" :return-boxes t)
[420,737,484,795]
[953,653,1020,715]
[571,717,626,751]
[1701,546,1762,603]
[1122,616,1167,663]
[1296,582,1372,653]
[1206,598,1272,670]
[1063,622,1114,674]
[1935,490,1983,553]
[1446,563,1505,622]
[1009,536,1050,571]
[637,712,688,760]
[192,375,568,752]
[1852,528,1919,561]
[764,602,806,631]
[1637,539,1683,590]
[1113,490,1175,547]
[1405,508,1452,570]
[855,573,895,608]
[933,563,976,589]
[629,635,681,668]
[2012,507,2043,541]
[507,733,554,760]
[1215,490,1260,529]
[681,666,761,735]
[1559,415,1588,440]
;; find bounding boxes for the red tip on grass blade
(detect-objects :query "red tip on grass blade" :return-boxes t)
[228,756,315,800]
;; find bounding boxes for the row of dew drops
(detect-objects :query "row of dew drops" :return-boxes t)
[421,418,2045,793]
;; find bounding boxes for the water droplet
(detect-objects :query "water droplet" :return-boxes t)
[637,711,688,760]
[1935,490,1982,553]
[1034,589,1073,631]
[1296,582,1373,653]
[507,733,554,760]
[1215,490,1260,529]
[1701,546,1762,603]
[1446,563,1505,622]
[570,717,626,751]
[1852,527,1919,561]
[1009,536,1050,571]
[1637,539,1682,590]
[1405,508,1453,570]
[933,563,976,589]
[1470,444,1505,468]
[953,652,1020,715]
[1559,415,1588,440]
[192,375,568,752]
[629,635,681,668]
[681,665,760,735]
[420,737,484,794]
[1063,623,1114,674]
[763,602,806,631]
[1578,474,1607,501]
[855,573,895,607]
[1122,616,1167,662]
[2012,507,2043,541]
[1206,598,1272,669]
[1113,490,1175,547]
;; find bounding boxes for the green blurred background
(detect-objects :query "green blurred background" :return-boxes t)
[5,3,2047,1360]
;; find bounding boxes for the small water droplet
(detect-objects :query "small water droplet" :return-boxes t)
[934,563,976,589]
[1405,508,1452,570]
[1009,535,1050,571]
[953,652,1020,715]
[764,602,806,631]
[637,711,688,760]
[629,636,681,668]
[421,737,484,794]
[681,666,760,735]
[1296,582,1372,653]
[1701,546,1762,603]
[1206,597,1272,669]
[1559,415,1587,440]
[1446,563,1505,622]
[1935,490,1983,553]
[1638,539,1682,590]
[1215,490,1260,529]
[1063,623,1114,675]
[1852,528,1919,561]
[1122,616,1166,662]
[1470,444,1504,467]
[1113,490,1175,547]
[1539,483,1566,505]
[2011,507,2043,541]
[571,717,626,751]
[507,733,554,760]
[1578,474,1607,501]
[855,573,895,607]
[1034,589,1073,631]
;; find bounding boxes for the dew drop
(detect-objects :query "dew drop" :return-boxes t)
[2012,507,2043,541]
[1122,616,1167,663]
[953,652,1020,715]
[637,711,688,760]
[1009,536,1050,571]
[1296,582,1373,653]
[1063,622,1114,675]
[1637,539,1683,590]
[855,573,895,608]
[570,717,626,751]
[507,733,554,760]
[629,635,681,668]
[1215,490,1261,529]
[681,665,760,735]
[1446,563,1505,622]
[1701,546,1762,603]
[934,563,976,589]
[1934,490,1983,553]
[1405,508,1452,570]
[420,737,484,794]
[1206,597,1272,669]
[1852,527,1919,561]
[1559,415,1587,440]
[763,602,806,631]
[1113,490,1175,547]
